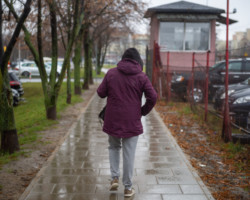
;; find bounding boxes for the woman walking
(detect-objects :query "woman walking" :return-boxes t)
[97,48,157,197]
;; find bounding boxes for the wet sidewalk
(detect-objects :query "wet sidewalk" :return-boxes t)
[20,94,214,200]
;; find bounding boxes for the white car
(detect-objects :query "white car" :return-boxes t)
[13,61,51,77]
[44,62,62,77]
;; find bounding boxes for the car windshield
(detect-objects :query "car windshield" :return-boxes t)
[209,62,224,71]
[44,63,50,68]
[45,62,62,67]
[58,61,63,67]
[45,62,51,66]
[242,78,250,85]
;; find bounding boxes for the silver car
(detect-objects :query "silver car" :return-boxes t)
[14,61,51,77]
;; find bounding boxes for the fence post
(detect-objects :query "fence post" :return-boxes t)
[145,45,149,80]
[166,51,170,102]
[204,51,210,121]
[190,52,195,107]
[152,41,156,89]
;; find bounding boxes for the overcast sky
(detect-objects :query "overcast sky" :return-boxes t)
[142,0,250,40]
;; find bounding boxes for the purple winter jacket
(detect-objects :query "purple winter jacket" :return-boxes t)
[97,58,157,138]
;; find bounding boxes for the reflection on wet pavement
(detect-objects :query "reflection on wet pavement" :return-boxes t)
[22,95,214,200]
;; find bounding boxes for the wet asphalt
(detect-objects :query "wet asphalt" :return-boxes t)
[19,94,214,200]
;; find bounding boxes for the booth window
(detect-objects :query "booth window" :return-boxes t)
[159,22,210,51]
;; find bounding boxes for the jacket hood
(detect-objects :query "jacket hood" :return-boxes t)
[117,58,142,75]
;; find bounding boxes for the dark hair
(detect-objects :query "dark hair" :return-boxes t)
[122,48,143,67]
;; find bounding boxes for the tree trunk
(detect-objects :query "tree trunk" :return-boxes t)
[66,59,71,104]
[96,35,109,75]
[0,0,32,154]
[0,70,19,153]
[73,30,83,95]
[1,130,19,154]
[46,0,58,117]
[48,0,58,87]
[0,75,20,153]
[55,0,84,97]
[101,39,109,69]
[66,0,73,101]
[66,93,71,104]
[46,105,57,120]
[89,40,93,85]
[82,26,90,90]
[37,0,48,94]
[96,47,101,75]
[96,37,103,75]
[44,90,57,120]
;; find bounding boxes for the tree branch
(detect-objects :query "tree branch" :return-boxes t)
[1,0,33,74]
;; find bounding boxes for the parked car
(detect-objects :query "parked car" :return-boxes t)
[9,71,24,96]
[11,88,20,106]
[44,61,62,77]
[12,61,51,77]
[171,58,250,102]
[214,78,250,110]
[228,88,250,129]
[10,61,18,69]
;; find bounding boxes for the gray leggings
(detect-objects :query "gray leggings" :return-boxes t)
[108,135,139,189]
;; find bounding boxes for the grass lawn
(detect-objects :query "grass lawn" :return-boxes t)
[0,82,83,167]
[70,68,105,79]
[103,64,116,69]
[157,101,249,165]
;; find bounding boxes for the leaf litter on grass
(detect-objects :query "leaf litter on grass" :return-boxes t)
[155,101,250,200]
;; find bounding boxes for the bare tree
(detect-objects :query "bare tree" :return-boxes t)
[73,26,84,95]
[56,0,78,102]
[0,0,33,154]
[5,0,84,119]
[82,0,146,88]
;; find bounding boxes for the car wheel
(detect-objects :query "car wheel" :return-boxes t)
[232,134,250,145]
[22,71,30,77]
[189,87,204,103]
[13,98,18,106]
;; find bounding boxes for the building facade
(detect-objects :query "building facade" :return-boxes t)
[106,33,149,65]
[144,0,237,72]
[231,29,250,58]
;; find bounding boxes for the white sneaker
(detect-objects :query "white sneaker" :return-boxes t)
[124,188,135,197]
[110,178,119,191]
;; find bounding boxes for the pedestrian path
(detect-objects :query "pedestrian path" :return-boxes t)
[20,94,214,200]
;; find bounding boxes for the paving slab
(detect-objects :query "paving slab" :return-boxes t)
[19,94,214,200]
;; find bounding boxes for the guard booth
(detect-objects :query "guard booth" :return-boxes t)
[144,0,237,77]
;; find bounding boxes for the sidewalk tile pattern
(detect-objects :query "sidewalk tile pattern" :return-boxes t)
[22,95,214,200]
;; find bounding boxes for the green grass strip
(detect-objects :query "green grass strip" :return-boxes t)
[0,82,83,167]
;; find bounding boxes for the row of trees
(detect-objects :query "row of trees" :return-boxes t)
[0,0,146,154]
